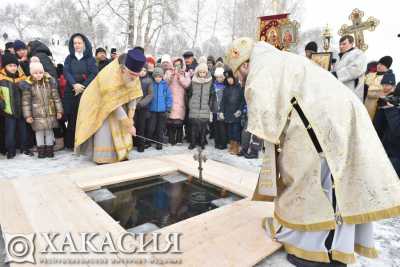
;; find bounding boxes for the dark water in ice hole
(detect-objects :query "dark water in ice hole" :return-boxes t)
[88,173,243,231]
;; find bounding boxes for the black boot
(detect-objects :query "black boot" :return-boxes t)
[23,149,34,156]
[244,150,259,159]
[176,126,183,144]
[156,144,163,150]
[46,145,54,158]
[38,146,46,158]
[188,144,196,150]
[169,125,177,145]
[6,150,16,159]
[137,145,145,153]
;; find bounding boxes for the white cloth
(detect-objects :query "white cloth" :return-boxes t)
[75,52,84,61]
[333,48,367,100]
[246,42,400,226]
[276,158,375,262]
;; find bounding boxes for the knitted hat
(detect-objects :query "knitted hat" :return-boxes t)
[1,53,19,66]
[5,42,14,50]
[13,40,27,51]
[198,56,207,65]
[378,56,393,69]
[110,48,117,54]
[125,48,146,73]
[207,55,215,64]
[195,63,208,74]
[95,47,106,55]
[214,67,225,77]
[305,41,318,52]
[29,56,44,73]
[146,56,156,66]
[381,71,396,86]
[225,37,255,74]
[152,67,164,78]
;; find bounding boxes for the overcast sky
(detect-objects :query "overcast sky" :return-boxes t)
[2,0,399,74]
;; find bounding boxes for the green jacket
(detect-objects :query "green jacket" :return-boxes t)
[0,68,26,118]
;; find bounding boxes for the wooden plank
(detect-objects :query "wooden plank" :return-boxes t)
[0,155,279,266]
[0,180,36,267]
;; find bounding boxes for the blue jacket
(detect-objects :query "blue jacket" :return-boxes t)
[149,80,173,112]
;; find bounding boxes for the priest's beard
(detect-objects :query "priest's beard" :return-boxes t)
[122,72,137,87]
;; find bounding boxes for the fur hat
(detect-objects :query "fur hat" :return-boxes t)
[214,67,225,78]
[29,56,44,73]
[225,37,255,74]
[378,56,393,69]
[305,41,318,52]
[152,67,164,78]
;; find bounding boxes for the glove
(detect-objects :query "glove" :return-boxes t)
[234,110,242,118]
[218,113,224,120]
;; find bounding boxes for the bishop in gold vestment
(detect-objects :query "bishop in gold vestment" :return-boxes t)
[226,38,400,265]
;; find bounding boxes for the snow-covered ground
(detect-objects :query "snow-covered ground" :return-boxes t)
[0,143,399,266]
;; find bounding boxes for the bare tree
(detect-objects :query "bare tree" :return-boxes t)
[0,4,37,39]
[76,0,112,48]
[107,0,178,51]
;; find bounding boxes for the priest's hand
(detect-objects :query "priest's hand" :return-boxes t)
[128,126,137,136]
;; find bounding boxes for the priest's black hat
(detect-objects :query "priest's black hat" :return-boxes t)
[124,48,146,73]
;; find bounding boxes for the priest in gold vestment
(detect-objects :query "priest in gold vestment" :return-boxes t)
[226,38,400,266]
[74,48,146,164]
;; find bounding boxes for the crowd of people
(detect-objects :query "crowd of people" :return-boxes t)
[0,33,262,161]
[0,33,399,175]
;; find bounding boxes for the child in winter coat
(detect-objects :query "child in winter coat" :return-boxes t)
[21,57,63,158]
[219,70,245,155]
[209,67,227,149]
[165,58,191,145]
[0,53,31,159]
[187,63,212,150]
[148,67,173,150]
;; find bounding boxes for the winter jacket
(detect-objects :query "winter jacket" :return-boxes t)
[188,75,212,120]
[374,103,400,158]
[209,81,225,114]
[332,47,367,100]
[220,83,245,123]
[149,80,173,113]
[0,68,26,118]
[63,33,98,115]
[28,41,57,78]
[97,58,111,72]
[167,70,191,120]
[20,74,63,131]
[138,75,154,109]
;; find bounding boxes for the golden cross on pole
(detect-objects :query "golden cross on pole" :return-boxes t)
[338,9,379,51]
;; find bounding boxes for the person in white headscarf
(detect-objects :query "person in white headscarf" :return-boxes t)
[225,37,400,266]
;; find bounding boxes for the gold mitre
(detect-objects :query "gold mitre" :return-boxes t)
[225,37,255,74]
